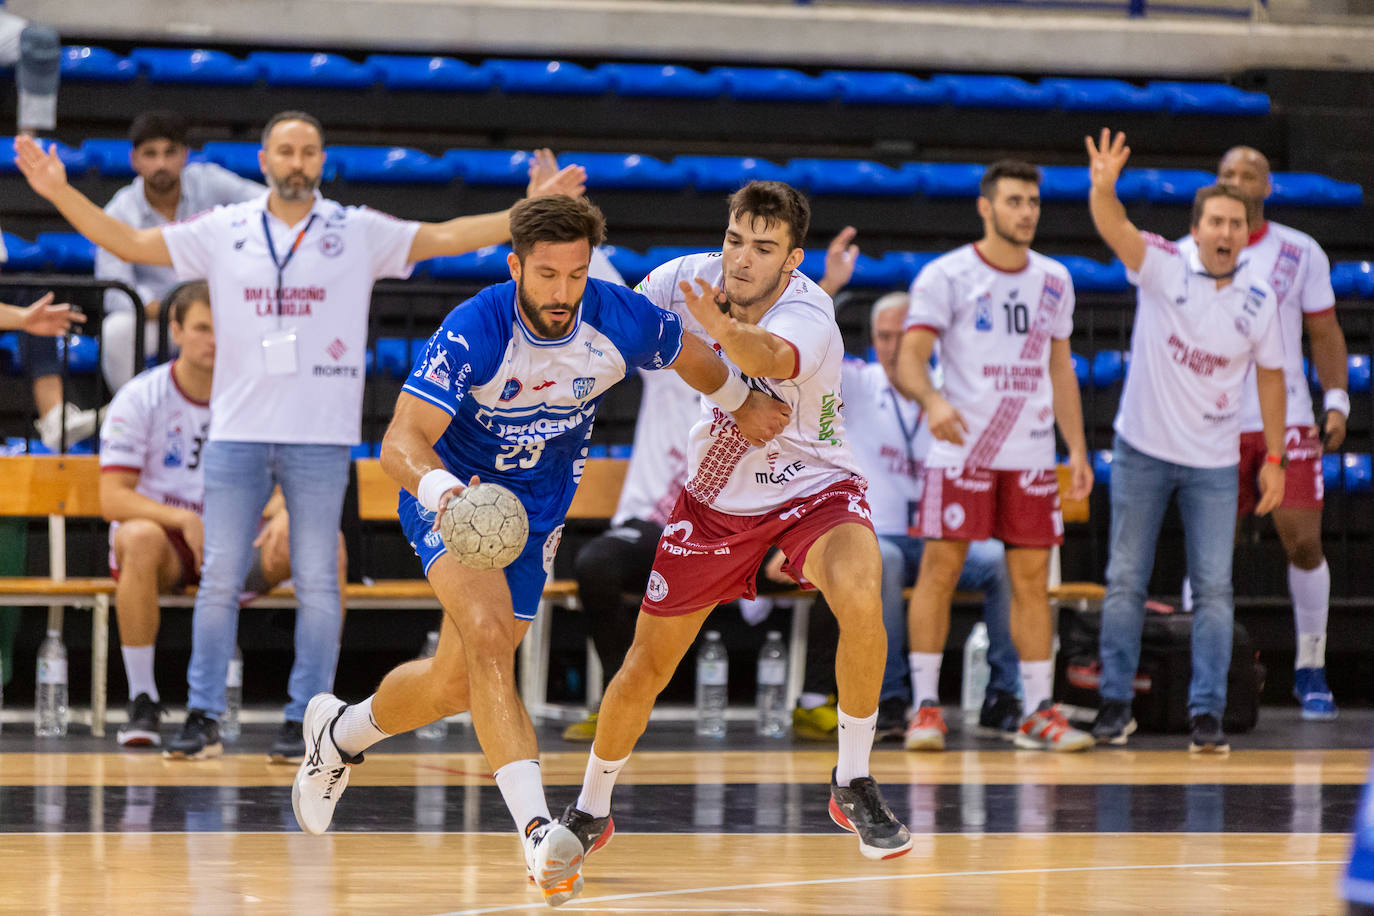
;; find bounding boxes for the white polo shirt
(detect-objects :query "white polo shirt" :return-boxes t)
[841,358,930,536]
[162,192,420,445]
[1115,234,1285,468]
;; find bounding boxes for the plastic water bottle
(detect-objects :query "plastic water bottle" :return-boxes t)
[35,629,68,737]
[960,622,990,727]
[416,631,448,740]
[221,645,243,742]
[755,631,788,737]
[695,630,728,738]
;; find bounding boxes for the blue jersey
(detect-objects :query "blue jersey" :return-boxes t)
[402,278,685,534]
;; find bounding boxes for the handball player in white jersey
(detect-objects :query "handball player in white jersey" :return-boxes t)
[1179,146,1347,720]
[895,159,1094,752]
[560,181,913,863]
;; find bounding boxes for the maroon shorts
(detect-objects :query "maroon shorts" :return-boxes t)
[642,477,875,618]
[916,466,1062,548]
[1238,427,1323,515]
[108,525,201,589]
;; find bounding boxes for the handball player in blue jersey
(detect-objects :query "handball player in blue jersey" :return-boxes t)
[289,195,788,907]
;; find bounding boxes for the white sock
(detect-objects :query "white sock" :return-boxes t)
[1289,561,1330,669]
[835,707,877,786]
[909,652,942,705]
[494,759,551,835]
[333,696,391,757]
[1020,659,1054,716]
[121,645,158,703]
[576,750,630,818]
[798,692,828,710]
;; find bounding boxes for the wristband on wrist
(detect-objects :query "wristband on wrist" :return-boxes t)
[417,468,462,513]
[1265,452,1287,468]
[1324,388,1351,418]
[706,370,750,413]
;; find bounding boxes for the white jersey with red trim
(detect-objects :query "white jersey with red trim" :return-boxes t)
[98,362,211,540]
[1116,234,1285,468]
[841,358,929,536]
[1179,220,1333,431]
[905,244,1074,471]
[636,252,864,515]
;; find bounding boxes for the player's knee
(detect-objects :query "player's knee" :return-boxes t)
[113,520,167,568]
[1286,538,1324,570]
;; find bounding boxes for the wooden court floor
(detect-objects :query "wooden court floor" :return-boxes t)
[0,714,1365,915]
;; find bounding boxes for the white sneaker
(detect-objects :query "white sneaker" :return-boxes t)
[291,693,362,835]
[34,401,100,451]
[523,819,584,907]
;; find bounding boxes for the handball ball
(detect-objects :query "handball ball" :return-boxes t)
[439,482,528,569]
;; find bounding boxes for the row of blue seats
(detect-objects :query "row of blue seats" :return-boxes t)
[7,233,1373,299]
[1092,449,1374,494]
[51,46,1271,114]
[8,138,1361,206]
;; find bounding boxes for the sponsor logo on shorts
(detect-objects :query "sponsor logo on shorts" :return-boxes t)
[664,520,694,541]
[846,495,872,520]
[780,504,807,522]
[543,527,562,574]
[424,530,441,549]
[1018,470,1058,498]
[952,475,993,493]
[646,570,669,602]
[943,504,966,531]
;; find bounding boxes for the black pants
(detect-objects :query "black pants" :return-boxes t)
[573,518,663,685]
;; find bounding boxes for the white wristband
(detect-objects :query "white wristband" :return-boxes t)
[417,468,462,513]
[706,371,750,413]
[1324,388,1350,418]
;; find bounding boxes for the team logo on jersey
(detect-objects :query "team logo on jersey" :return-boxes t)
[499,378,522,401]
[424,346,452,390]
[319,233,344,257]
[1234,316,1252,337]
[572,377,595,399]
[163,425,184,468]
[646,570,669,603]
[974,292,994,332]
[543,527,562,575]
[943,503,966,531]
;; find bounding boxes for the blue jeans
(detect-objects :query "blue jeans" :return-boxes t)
[186,441,350,721]
[878,534,1017,702]
[1100,434,1237,718]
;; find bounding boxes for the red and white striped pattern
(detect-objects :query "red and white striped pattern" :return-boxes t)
[965,396,1026,469]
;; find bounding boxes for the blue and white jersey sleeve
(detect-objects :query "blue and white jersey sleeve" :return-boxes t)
[591,282,685,373]
[401,293,504,416]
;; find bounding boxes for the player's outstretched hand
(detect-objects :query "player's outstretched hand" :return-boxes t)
[527,149,586,200]
[431,475,479,531]
[19,292,84,337]
[819,226,859,296]
[731,389,791,446]
[679,278,735,338]
[1066,452,1094,501]
[1085,128,1130,192]
[926,394,969,446]
[1254,463,1285,516]
[13,135,69,200]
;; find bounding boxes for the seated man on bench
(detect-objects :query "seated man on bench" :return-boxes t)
[98,281,345,755]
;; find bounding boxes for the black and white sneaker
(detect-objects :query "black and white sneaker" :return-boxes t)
[1091,699,1137,746]
[117,693,163,747]
[559,803,615,857]
[1188,713,1230,754]
[291,694,364,835]
[827,768,912,860]
[269,719,306,764]
[163,709,222,760]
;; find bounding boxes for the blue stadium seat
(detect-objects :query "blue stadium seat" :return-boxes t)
[129,48,259,85]
[709,67,838,102]
[487,59,608,95]
[599,63,723,99]
[443,149,534,186]
[798,251,899,288]
[1071,352,1090,387]
[81,138,135,177]
[349,443,372,461]
[1348,354,1372,394]
[788,159,919,196]
[328,146,454,184]
[1150,81,1269,115]
[600,245,654,285]
[673,155,800,192]
[822,70,947,106]
[0,333,19,374]
[61,46,138,82]
[246,51,376,89]
[201,141,263,179]
[36,233,95,272]
[1053,256,1129,292]
[881,251,939,286]
[1037,166,1092,201]
[1139,168,1215,203]
[929,74,1057,109]
[374,337,410,379]
[559,152,687,190]
[586,444,609,459]
[1042,78,1167,112]
[1341,453,1372,493]
[1113,170,1152,202]
[56,334,99,374]
[1,233,46,270]
[1330,263,1359,298]
[1092,350,1129,387]
[1323,453,1341,492]
[1269,172,1364,207]
[1093,449,1113,488]
[364,347,377,377]
[0,138,88,176]
[609,444,633,459]
[911,163,983,198]
[424,245,514,282]
[365,55,492,92]
[1355,262,1374,298]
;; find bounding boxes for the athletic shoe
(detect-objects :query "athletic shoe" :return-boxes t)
[269,719,306,764]
[291,694,365,835]
[34,402,100,452]
[1294,667,1338,721]
[1014,700,1093,752]
[117,693,163,747]
[523,817,584,907]
[1188,713,1230,754]
[875,696,908,742]
[903,699,947,751]
[559,803,615,857]
[827,768,912,860]
[163,709,222,760]
[792,696,839,741]
[974,689,1022,740]
[560,712,598,742]
[1090,699,1137,746]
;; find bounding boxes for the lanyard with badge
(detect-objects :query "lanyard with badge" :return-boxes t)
[259,211,317,375]
[888,386,923,531]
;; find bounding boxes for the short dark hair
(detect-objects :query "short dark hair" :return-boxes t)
[979,159,1041,200]
[727,181,810,250]
[166,281,210,326]
[129,110,189,149]
[509,195,607,260]
[261,110,324,148]
[1191,184,1250,227]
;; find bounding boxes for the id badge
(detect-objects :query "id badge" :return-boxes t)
[261,328,299,375]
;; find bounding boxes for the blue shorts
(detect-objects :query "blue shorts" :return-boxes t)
[397,489,561,622]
